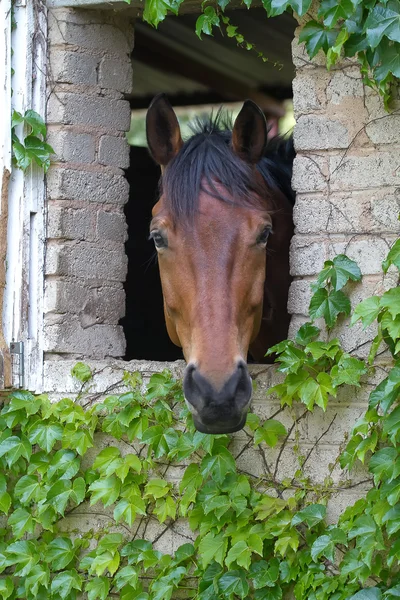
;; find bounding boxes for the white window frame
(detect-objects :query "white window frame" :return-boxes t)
[2,0,47,392]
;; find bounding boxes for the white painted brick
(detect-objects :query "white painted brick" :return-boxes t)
[47,206,95,240]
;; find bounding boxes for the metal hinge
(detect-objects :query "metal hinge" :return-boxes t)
[10,342,24,389]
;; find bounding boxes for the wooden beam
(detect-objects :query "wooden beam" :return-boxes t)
[133,31,285,117]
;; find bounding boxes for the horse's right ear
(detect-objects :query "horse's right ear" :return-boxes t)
[232,100,267,164]
[146,94,183,167]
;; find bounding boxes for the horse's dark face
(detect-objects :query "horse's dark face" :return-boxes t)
[146,95,272,434]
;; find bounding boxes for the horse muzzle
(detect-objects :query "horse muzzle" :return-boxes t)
[183,361,252,434]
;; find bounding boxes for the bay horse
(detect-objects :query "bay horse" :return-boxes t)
[146,94,295,434]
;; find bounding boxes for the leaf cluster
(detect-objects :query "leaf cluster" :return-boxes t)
[11,110,54,173]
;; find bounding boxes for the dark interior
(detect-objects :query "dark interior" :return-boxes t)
[121,9,296,361]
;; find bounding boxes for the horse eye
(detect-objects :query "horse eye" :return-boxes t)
[257,226,272,245]
[150,231,167,249]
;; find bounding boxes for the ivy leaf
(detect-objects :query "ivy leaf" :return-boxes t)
[225,541,252,569]
[383,405,400,444]
[47,480,72,515]
[254,420,287,447]
[375,40,400,81]
[24,109,47,137]
[85,576,110,600]
[381,287,400,319]
[348,515,377,539]
[7,390,41,415]
[93,447,122,477]
[369,366,400,413]
[198,532,228,568]
[71,477,86,504]
[299,20,338,58]
[201,447,236,484]
[319,0,360,28]
[267,0,312,18]
[114,566,139,591]
[249,559,280,588]
[0,577,13,600]
[218,570,249,599]
[8,508,35,539]
[144,478,170,499]
[348,588,382,600]
[45,538,75,570]
[254,586,282,600]
[365,1,400,48]
[309,288,351,327]
[50,569,82,599]
[63,427,93,456]
[195,6,220,38]
[351,296,381,328]
[47,449,80,480]
[89,475,121,507]
[331,356,367,387]
[28,422,63,453]
[11,110,24,128]
[0,492,11,514]
[369,447,400,483]
[5,540,39,577]
[14,475,41,505]
[292,504,327,527]
[311,534,335,562]
[295,323,320,346]
[0,435,31,466]
[114,497,146,526]
[71,361,92,383]
[383,239,400,273]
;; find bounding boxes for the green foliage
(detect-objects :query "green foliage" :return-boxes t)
[2,242,400,599]
[11,110,54,173]
[130,0,400,106]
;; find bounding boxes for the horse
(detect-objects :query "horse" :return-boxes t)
[145,94,295,434]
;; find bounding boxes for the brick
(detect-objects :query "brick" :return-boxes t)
[45,279,90,314]
[291,155,328,193]
[47,206,95,240]
[48,9,133,55]
[292,73,323,114]
[50,50,99,86]
[366,115,400,145]
[98,57,133,94]
[45,241,127,281]
[326,69,363,105]
[44,320,126,358]
[47,92,131,132]
[331,237,395,275]
[287,279,313,315]
[290,237,327,276]
[96,211,127,243]
[96,286,126,323]
[98,135,130,169]
[294,115,349,150]
[329,152,400,190]
[47,129,96,164]
[47,168,129,205]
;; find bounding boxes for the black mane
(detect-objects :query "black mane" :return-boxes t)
[160,111,295,222]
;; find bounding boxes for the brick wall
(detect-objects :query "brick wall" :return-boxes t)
[45,7,134,360]
[289,31,400,357]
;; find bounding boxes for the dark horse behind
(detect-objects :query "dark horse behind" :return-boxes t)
[146,94,295,434]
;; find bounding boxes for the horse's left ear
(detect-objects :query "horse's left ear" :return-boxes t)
[232,100,268,164]
[146,93,183,168]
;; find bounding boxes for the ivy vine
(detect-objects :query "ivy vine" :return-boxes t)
[0,233,400,599]
[132,0,400,107]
